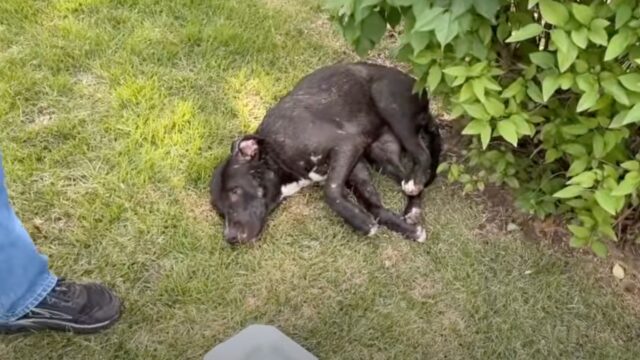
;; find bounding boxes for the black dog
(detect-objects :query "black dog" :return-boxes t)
[210,62,440,244]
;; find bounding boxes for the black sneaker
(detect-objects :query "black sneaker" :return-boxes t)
[0,279,122,334]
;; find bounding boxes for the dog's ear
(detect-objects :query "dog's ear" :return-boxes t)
[231,135,262,161]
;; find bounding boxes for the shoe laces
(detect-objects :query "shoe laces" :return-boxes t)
[45,278,73,305]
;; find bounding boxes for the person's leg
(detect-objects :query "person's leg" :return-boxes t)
[0,153,121,333]
[0,154,58,322]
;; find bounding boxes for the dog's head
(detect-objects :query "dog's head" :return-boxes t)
[210,136,282,245]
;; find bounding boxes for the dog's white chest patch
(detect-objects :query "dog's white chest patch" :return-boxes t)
[280,167,327,199]
[308,170,327,182]
[280,179,312,198]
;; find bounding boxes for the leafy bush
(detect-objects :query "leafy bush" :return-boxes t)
[327,0,640,256]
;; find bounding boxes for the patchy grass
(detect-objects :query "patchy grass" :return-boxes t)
[1,0,640,359]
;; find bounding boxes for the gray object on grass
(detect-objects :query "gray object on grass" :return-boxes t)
[204,324,317,360]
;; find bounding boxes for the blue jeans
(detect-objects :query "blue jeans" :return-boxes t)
[0,153,57,321]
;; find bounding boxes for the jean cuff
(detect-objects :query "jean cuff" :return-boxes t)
[0,272,58,322]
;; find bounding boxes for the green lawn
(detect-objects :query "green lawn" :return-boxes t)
[1,0,639,359]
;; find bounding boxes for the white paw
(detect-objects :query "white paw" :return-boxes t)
[401,180,422,196]
[404,208,422,225]
[414,226,427,243]
[368,224,379,237]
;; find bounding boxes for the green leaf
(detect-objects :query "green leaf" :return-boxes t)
[502,78,524,98]
[568,224,591,238]
[542,74,560,102]
[559,72,574,90]
[562,124,589,136]
[623,103,640,125]
[574,59,589,73]
[604,31,631,61]
[480,123,492,149]
[553,185,585,198]
[529,51,555,69]
[361,12,387,43]
[592,132,605,158]
[484,97,505,117]
[427,64,442,92]
[506,23,543,43]
[436,162,450,174]
[571,27,589,49]
[459,82,475,102]
[471,78,486,103]
[451,0,474,18]
[410,32,431,54]
[561,143,587,156]
[505,176,520,188]
[611,173,640,196]
[546,148,562,163]
[528,0,539,9]
[571,3,594,26]
[616,4,632,30]
[568,171,596,188]
[601,78,630,106]
[619,73,640,92]
[443,66,468,77]
[568,157,589,176]
[478,23,492,45]
[621,161,640,171]
[588,23,608,46]
[462,102,490,120]
[610,110,629,128]
[591,240,608,258]
[473,0,500,22]
[558,43,578,72]
[497,120,518,146]
[527,81,543,103]
[434,12,459,47]
[462,119,489,135]
[595,190,618,215]
[576,73,598,93]
[604,131,620,153]
[599,225,617,241]
[551,29,570,49]
[524,63,537,79]
[510,115,533,136]
[481,77,501,91]
[414,6,446,32]
[576,91,599,112]
[540,0,569,26]
[570,236,588,248]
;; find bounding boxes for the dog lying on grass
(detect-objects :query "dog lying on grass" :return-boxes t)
[210,62,441,244]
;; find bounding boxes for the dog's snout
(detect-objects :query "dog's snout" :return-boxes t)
[224,223,250,245]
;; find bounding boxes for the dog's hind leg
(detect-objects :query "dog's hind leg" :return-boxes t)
[366,129,425,226]
[348,161,426,242]
[324,145,379,236]
[370,78,434,197]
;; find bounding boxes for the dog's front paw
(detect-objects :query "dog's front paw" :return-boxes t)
[401,179,423,196]
[404,207,422,225]
[367,224,380,237]
[413,226,427,243]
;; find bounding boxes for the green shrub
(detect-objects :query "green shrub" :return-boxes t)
[327,0,640,257]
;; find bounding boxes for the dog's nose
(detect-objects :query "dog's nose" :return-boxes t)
[224,227,240,244]
[225,226,250,245]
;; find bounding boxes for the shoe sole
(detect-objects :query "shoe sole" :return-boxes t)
[0,308,121,335]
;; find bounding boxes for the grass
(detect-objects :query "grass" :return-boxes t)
[1,0,639,359]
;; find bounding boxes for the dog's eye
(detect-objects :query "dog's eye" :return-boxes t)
[229,188,242,201]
